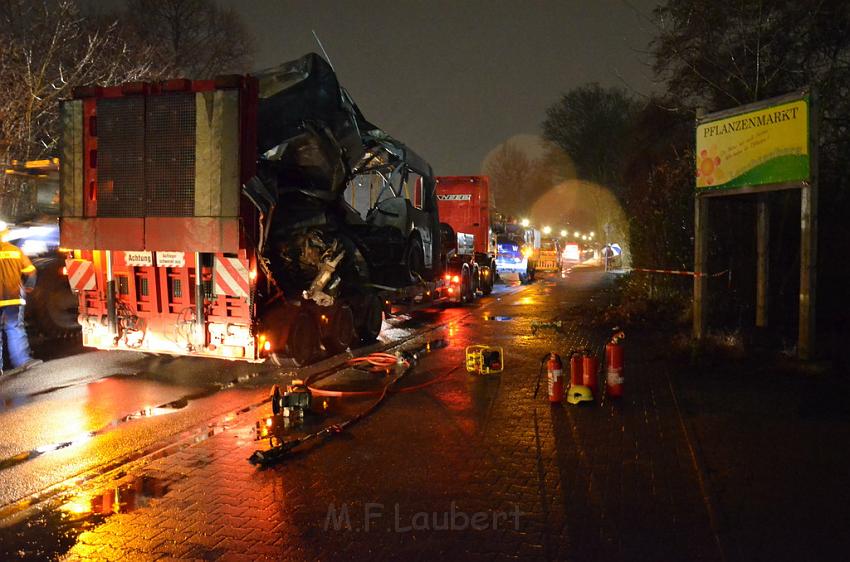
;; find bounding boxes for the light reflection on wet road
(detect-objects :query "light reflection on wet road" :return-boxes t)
[0,280,527,511]
[0,266,644,561]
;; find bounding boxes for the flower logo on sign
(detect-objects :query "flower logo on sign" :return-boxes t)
[696,145,726,187]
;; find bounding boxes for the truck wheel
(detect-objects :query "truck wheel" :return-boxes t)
[460,267,473,303]
[405,236,425,283]
[482,266,493,295]
[273,310,320,367]
[357,294,383,344]
[471,265,480,296]
[32,285,80,337]
[322,304,355,354]
[28,260,81,338]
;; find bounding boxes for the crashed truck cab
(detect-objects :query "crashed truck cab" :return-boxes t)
[59,77,266,360]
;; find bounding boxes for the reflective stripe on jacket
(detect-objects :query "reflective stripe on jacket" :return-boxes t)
[0,241,35,306]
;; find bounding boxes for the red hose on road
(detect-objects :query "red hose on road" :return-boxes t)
[306,353,459,398]
[251,350,456,465]
[306,352,404,398]
[346,352,400,370]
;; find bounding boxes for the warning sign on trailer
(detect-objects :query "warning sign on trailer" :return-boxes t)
[65,258,96,291]
[124,251,153,267]
[156,251,186,268]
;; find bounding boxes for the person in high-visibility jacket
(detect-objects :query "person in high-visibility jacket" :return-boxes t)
[0,221,42,376]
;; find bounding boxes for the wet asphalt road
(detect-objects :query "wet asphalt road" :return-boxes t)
[0,348,263,507]
[8,264,721,562]
[14,263,716,562]
[0,279,526,513]
[3,264,845,560]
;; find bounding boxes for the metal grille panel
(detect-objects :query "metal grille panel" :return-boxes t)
[145,93,196,216]
[96,98,145,217]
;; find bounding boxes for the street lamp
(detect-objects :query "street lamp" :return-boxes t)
[559,229,567,237]
[574,231,580,238]
[520,218,530,227]
[542,225,552,235]
[581,235,588,241]
[589,231,595,238]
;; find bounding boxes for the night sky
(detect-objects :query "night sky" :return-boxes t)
[221,0,660,175]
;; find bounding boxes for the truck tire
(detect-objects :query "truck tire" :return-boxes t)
[270,310,320,367]
[471,265,480,296]
[482,265,493,295]
[405,235,425,283]
[460,267,473,303]
[356,293,383,344]
[322,303,355,354]
[28,260,81,338]
[31,285,80,337]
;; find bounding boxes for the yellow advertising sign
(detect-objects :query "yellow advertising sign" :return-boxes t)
[696,97,810,191]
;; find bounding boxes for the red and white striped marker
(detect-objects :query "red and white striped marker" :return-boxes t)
[214,256,250,298]
[65,258,96,291]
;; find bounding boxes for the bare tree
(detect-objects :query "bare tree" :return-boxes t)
[0,0,161,165]
[483,141,533,218]
[124,0,255,78]
[0,0,256,219]
[0,0,163,220]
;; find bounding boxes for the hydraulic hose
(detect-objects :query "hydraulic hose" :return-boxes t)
[249,350,458,465]
[249,357,410,465]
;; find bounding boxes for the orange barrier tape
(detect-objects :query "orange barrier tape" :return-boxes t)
[630,268,730,278]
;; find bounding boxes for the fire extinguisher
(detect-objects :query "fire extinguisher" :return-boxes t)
[606,328,625,398]
[582,350,599,394]
[569,351,583,386]
[547,353,565,403]
[535,352,565,403]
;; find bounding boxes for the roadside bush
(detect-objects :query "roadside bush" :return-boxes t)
[601,272,690,331]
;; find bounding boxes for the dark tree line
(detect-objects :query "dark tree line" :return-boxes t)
[542,0,850,331]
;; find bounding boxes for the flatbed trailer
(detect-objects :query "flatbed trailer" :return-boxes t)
[58,56,458,366]
[59,77,268,361]
[377,228,478,316]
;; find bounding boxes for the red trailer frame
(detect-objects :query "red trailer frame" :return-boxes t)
[435,176,493,257]
[435,176,496,295]
[60,77,271,361]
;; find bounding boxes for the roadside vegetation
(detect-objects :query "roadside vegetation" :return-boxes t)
[540,0,850,355]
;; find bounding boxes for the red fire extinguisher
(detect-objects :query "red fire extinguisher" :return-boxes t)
[606,329,625,398]
[547,353,564,403]
[569,351,583,386]
[582,350,599,394]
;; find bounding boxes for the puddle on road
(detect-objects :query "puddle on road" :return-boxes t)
[0,474,182,560]
[0,387,221,472]
[483,314,512,322]
[0,367,264,416]
[120,397,189,421]
[61,473,182,517]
